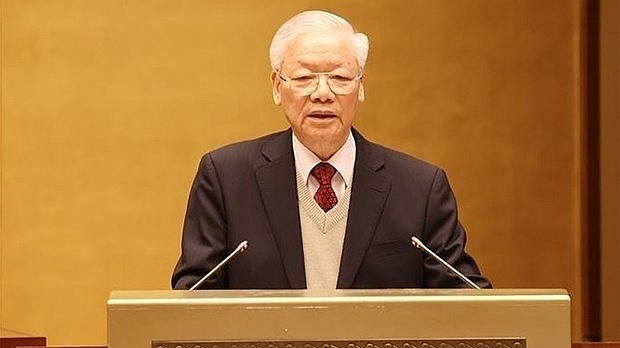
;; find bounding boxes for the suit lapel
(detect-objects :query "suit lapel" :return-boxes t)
[337,131,391,288]
[255,130,306,288]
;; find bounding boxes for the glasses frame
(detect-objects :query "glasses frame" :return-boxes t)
[276,70,363,96]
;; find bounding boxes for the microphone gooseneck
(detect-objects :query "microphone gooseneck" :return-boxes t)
[189,240,249,291]
[411,236,481,289]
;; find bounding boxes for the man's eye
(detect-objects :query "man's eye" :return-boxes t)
[292,75,314,82]
[330,75,352,81]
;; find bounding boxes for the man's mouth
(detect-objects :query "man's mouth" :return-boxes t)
[308,111,336,119]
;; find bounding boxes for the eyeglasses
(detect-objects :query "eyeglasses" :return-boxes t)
[277,70,363,96]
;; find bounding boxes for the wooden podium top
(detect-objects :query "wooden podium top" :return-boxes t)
[109,288,571,348]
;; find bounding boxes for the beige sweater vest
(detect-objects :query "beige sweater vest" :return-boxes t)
[296,171,351,289]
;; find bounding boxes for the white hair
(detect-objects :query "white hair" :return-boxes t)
[269,10,369,72]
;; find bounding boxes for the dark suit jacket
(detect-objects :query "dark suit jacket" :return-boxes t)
[171,129,491,289]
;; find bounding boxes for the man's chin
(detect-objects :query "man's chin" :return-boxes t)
[303,127,341,142]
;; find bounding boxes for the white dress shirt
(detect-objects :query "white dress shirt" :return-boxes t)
[292,132,356,200]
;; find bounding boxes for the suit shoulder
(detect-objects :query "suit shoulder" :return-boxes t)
[198,130,288,165]
[362,141,451,195]
[364,140,442,176]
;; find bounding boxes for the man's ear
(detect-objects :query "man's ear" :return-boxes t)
[270,70,282,106]
[358,81,365,102]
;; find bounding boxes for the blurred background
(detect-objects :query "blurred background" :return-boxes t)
[1,0,618,345]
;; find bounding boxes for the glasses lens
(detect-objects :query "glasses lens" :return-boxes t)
[328,75,357,95]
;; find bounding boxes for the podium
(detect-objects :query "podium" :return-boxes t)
[108,289,571,348]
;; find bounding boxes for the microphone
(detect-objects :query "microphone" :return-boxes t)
[189,240,249,290]
[410,236,481,289]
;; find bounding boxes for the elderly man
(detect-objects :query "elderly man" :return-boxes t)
[171,10,491,289]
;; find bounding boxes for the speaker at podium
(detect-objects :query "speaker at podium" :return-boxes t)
[107,289,570,348]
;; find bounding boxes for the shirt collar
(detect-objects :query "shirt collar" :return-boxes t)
[292,131,356,186]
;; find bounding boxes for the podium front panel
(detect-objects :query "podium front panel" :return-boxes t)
[107,289,570,348]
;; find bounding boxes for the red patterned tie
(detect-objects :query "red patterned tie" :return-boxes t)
[311,162,338,212]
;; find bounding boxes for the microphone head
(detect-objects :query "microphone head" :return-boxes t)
[411,236,423,249]
[238,240,249,252]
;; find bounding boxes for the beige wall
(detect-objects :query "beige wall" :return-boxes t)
[600,0,620,340]
[0,0,592,345]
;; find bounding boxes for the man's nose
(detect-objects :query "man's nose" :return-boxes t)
[311,75,335,101]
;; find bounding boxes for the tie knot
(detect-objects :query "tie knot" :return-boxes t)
[311,162,337,186]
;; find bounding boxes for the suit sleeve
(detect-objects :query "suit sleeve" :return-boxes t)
[422,168,492,288]
[171,153,229,289]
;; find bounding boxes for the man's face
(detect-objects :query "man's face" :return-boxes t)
[271,31,364,160]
